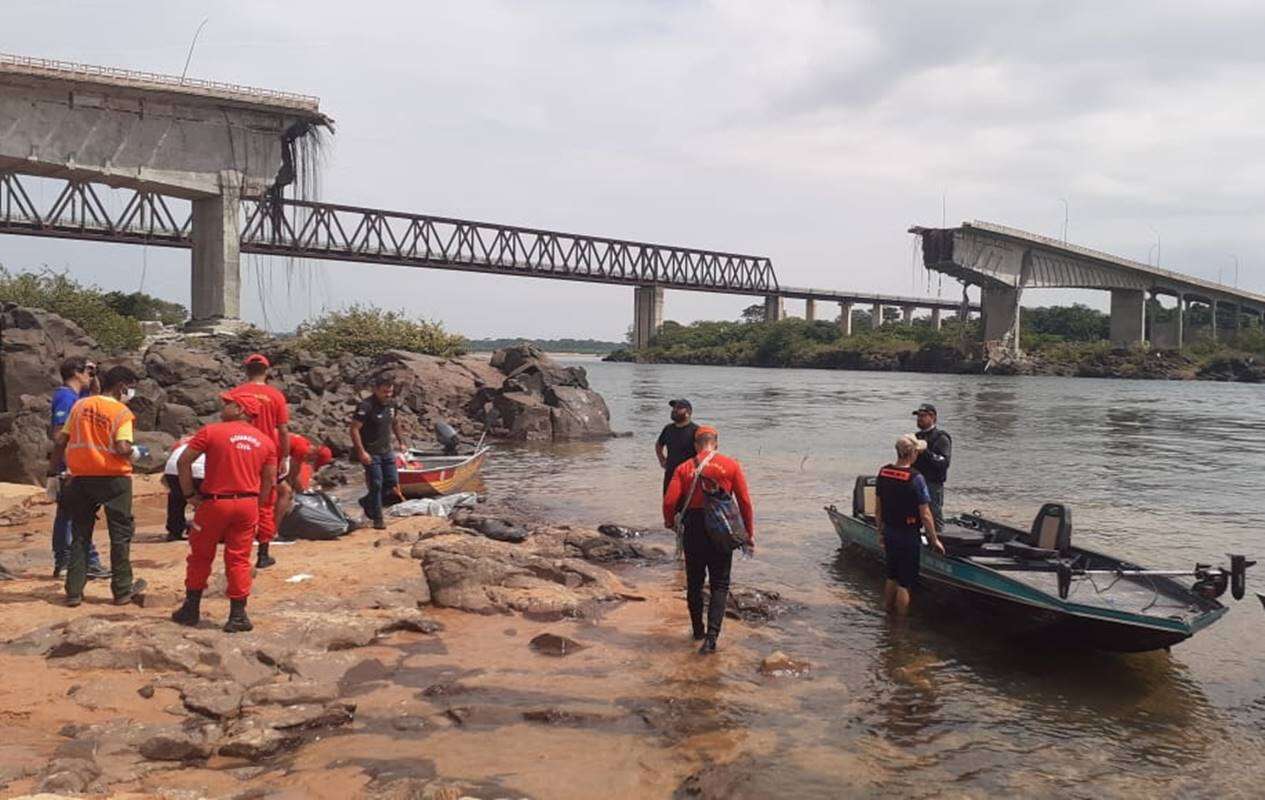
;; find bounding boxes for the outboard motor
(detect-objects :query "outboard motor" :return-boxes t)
[1229,554,1255,600]
[435,421,461,456]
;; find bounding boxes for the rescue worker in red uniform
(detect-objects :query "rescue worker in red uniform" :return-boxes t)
[226,353,289,569]
[274,433,334,523]
[171,392,278,633]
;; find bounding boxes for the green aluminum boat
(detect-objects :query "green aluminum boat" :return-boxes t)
[827,477,1256,652]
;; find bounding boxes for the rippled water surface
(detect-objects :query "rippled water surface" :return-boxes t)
[480,360,1265,797]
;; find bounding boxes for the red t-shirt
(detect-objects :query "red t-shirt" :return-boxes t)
[227,382,290,445]
[187,421,278,495]
[662,452,756,536]
[288,433,311,462]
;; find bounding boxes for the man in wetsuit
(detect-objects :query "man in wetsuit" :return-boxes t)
[171,392,277,633]
[656,398,698,494]
[663,425,755,655]
[875,434,945,615]
[912,403,952,531]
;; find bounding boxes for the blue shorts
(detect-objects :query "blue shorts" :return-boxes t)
[883,528,922,589]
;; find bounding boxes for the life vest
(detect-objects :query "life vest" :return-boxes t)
[64,395,134,476]
[876,464,923,529]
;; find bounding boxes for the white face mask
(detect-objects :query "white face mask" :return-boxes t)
[123,388,136,403]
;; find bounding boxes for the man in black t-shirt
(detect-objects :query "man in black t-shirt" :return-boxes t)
[656,398,699,494]
[350,375,406,530]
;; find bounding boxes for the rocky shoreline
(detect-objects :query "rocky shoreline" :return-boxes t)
[0,478,802,799]
[0,302,617,486]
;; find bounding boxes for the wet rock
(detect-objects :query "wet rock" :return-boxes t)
[181,680,245,719]
[546,384,612,439]
[598,524,649,539]
[376,608,443,635]
[452,512,531,543]
[491,391,553,441]
[421,680,474,698]
[137,726,214,761]
[529,632,585,657]
[725,587,803,622]
[758,651,811,677]
[246,679,339,707]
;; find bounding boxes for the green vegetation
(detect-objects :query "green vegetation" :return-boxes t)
[298,304,466,358]
[101,290,187,326]
[465,337,622,354]
[606,303,1265,381]
[0,268,159,350]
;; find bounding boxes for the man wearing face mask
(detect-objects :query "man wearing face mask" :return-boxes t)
[52,366,148,607]
[656,399,698,494]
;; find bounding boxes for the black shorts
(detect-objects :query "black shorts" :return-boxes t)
[883,528,922,589]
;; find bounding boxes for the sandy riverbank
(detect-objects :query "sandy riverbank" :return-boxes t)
[0,477,816,800]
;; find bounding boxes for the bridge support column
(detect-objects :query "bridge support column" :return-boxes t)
[764,294,785,322]
[190,171,243,323]
[871,303,882,330]
[981,286,1021,352]
[633,285,664,349]
[839,302,853,336]
[1109,289,1146,348]
[902,305,915,325]
[1177,295,1184,349]
[805,299,816,322]
[1211,300,1219,343]
[931,308,942,330]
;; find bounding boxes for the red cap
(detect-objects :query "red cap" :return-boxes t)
[694,425,718,441]
[315,446,334,467]
[243,353,270,368]
[220,390,262,418]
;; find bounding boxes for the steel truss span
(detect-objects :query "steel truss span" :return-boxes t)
[0,172,779,294]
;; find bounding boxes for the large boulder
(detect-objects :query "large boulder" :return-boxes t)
[1,304,96,413]
[158,403,200,437]
[134,430,176,474]
[491,392,553,441]
[0,404,50,485]
[546,385,611,440]
[165,378,224,416]
[142,342,226,387]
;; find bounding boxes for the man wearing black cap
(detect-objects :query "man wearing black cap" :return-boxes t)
[656,399,698,494]
[912,403,952,530]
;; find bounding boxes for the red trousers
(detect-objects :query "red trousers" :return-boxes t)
[255,487,277,544]
[186,498,258,600]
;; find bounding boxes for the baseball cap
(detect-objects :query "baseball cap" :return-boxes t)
[315,446,334,467]
[243,353,270,368]
[668,398,692,411]
[220,390,262,418]
[694,424,718,440]
[912,403,937,416]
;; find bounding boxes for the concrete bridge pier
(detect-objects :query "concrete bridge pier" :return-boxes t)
[805,299,816,322]
[931,308,942,330]
[981,286,1021,351]
[764,294,785,322]
[901,305,915,325]
[838,302,853,336]
[633,285,664,349]
[190,171,244,323]
[1108,289,1146,348]
[871,302,883,330]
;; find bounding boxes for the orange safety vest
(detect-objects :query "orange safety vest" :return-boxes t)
[64,395,135,476]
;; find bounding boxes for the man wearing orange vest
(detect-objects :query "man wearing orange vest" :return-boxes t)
[171,391,278,633]
[226,353,289,570]
[51,365,148,607]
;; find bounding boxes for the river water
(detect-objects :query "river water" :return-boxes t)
[481,359,1265,798]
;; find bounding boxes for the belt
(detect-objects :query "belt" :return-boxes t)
[203,492,258,500]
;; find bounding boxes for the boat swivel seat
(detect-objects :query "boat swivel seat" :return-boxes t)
[852,476,877,523]
[1003,503,1072,560]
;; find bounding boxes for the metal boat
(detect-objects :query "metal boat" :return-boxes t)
[827,477,1256,652]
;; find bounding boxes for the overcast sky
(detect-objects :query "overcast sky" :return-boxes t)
[3,1,1265,338]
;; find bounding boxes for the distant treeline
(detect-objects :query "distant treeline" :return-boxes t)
[465,337,623,354]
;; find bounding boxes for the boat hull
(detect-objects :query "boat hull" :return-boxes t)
[397,448,488,499]
[826,506,1221,652]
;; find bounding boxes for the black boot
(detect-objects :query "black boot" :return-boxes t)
[223,598,253,633]
[255,542,276,569]
[171,589,202,627]
[698,635,717,655]
[691,618,706,641]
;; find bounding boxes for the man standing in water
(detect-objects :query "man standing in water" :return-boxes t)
[912,403,951,531]
[663,425,755,655]
[875,434,945,615]
[656,398,698,494]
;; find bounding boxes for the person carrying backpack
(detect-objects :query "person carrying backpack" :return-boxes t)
[662,425,755,655]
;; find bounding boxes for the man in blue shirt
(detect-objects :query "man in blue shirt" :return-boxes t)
[48,357,107,579]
